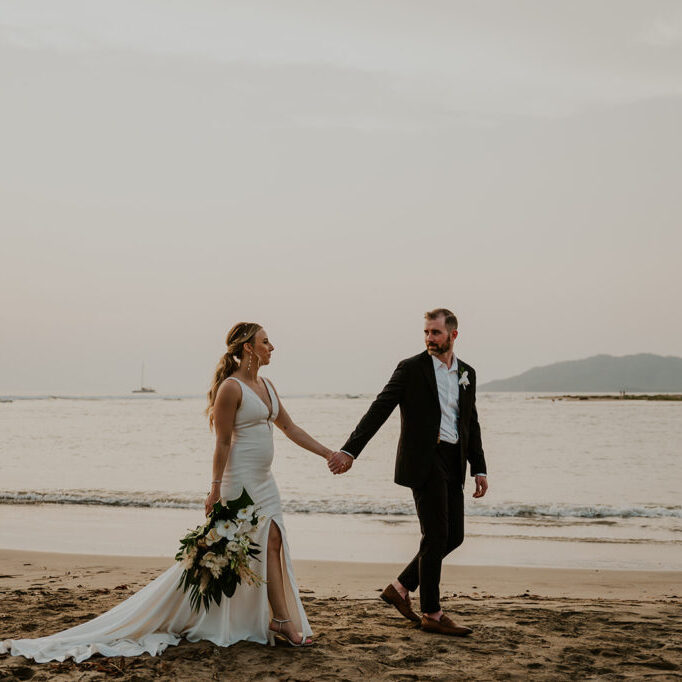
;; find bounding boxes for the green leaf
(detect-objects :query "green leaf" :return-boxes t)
[225,488,254,512]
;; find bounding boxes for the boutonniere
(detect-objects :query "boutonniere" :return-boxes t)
[458,369,469,389]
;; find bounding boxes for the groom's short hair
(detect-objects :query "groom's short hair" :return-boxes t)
[425,308,458,332]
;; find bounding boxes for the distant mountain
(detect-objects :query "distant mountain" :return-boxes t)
[479,354,682,392]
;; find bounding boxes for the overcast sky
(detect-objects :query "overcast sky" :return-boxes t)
[1,0,681,395]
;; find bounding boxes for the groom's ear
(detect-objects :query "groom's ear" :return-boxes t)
[452,330,459,341]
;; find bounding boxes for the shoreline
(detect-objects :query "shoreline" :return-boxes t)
[1,549,680,600]
[2,504,680,572]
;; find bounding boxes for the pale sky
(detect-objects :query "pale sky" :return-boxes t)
[1,0,681,394]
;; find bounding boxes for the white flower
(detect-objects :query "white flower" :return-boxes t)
[458,370,470,388]
[237,505,255,521]
[214,519,238,541]
[226,540,240,553]
[205,527,221,546]
[200,551,229,579]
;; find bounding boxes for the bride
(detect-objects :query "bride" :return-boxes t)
[1,322,336,662]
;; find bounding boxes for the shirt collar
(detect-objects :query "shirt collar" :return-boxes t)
[431,354,458,374]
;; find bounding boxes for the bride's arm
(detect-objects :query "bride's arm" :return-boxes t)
[205,380,241,514]
[270,383,333,459]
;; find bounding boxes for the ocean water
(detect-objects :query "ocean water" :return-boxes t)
[0,393,680,569]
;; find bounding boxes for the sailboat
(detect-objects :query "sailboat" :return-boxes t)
[132,362,156,394]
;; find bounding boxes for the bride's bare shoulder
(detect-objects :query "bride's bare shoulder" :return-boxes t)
[216,376,242,406]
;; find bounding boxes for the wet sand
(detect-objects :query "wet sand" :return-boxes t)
[0,550,680,680]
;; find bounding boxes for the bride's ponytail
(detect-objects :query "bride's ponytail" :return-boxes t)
[205,322,262,430]
[206,352,237,430]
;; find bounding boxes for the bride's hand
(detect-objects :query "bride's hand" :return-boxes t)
[328,451,353,475]
[205,485,221,516]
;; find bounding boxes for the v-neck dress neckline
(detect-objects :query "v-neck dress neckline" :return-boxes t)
[238,378,275,421]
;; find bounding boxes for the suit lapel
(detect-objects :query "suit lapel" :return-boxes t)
[420,351,439,404]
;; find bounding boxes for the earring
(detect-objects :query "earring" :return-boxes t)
[246,353,252,372]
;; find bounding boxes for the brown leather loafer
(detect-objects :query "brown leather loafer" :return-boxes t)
[380,584,420,622]
[420,614,473,636]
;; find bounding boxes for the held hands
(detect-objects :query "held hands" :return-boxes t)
[327,451,354,475]
[473,474,488,499]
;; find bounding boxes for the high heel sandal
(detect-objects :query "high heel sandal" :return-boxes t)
[269,618,313,647]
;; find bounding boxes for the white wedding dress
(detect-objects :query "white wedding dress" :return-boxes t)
[0,377,312,663]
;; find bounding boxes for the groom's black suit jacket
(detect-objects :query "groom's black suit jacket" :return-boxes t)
[341,350,486,488]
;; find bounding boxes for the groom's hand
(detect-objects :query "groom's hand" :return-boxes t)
[473,475,488,498]
[328,451,353,475]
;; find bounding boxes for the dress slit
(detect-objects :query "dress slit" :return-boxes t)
[262,517,306,642]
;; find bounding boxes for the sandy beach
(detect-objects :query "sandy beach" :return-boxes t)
[0,550,680,681]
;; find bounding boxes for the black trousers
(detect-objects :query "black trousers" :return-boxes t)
[397,442,464,613]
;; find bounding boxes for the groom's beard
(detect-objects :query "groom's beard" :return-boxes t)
[427,338,452,355]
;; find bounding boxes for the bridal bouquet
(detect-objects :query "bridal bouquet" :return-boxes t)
[175,489,264,612]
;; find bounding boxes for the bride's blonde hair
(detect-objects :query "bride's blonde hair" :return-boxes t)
[206,322,262,430]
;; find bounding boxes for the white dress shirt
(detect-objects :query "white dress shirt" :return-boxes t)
[432,354,460,444]
[432,354,486,477]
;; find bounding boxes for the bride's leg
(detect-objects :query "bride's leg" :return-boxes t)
[266,521,288,618]
[266,521,311,645]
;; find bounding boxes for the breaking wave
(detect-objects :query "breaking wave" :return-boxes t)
[0,490,680,520]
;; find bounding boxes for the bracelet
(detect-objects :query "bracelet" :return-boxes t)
[211,480,221,485]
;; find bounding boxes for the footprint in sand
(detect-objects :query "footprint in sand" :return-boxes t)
[345,633,390,645]
[633,658,679,671]
[8,666,35,681]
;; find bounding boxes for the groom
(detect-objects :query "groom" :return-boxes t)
[328,308,488,636]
